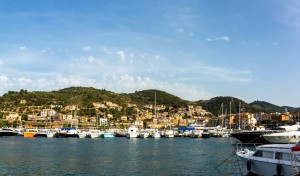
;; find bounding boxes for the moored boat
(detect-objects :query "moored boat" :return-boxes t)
[201,129,211,138]
[263,130,300,144]
[139,131,150,138]
[151,130,161,138]
[236,142,300,176]
[102,132,115,138]
[88,129,102,138]
[231,130,276,144]
[0,128,18,136]
[126,126,139,138]
[35,129,49,137]
[24,129,38,138]
[56,128,79,138]
[46,129,58,138]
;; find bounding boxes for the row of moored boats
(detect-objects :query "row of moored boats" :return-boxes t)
[0,126,231,139]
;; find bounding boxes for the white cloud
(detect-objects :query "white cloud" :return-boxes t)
[17,77,33,87]
[0,60,4,66]
[116,50,126,62]
[0,75,12,94]
[87,56,95,62]
[155,54,161,59]
[82,46,92,51]
[18,46,27,51]
[0,75,9,82]
[206,36,231,42]
[190,65,252,82]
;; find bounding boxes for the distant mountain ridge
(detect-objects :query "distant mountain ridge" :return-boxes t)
[250,101,300,113]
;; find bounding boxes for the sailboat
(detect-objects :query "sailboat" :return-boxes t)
[151,92,161,138]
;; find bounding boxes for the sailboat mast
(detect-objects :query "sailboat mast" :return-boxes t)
[154,92,157,119]
[229,102,231,130]
[239,102,241,130]
[221,103,224,128]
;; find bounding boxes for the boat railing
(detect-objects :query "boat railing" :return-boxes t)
[236,143,257,153]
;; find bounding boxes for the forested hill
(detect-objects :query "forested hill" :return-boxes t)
[195,96,260,116]
[0,87,297,115]
[0,87,188,109]
[250,101,300,113]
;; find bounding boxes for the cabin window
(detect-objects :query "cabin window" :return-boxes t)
[262,151,274,159]
[275,152,291,161]
[253,150,263,157]
[275,152,282,159]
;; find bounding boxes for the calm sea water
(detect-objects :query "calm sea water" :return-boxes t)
[0,136,247,176]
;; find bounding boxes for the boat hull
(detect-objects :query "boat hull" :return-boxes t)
[231,131,274,144]
[24,132,35,138]
[102,133,115,138]
[238,152,300,176]
[126,133,139,138]
[0,131,18,136]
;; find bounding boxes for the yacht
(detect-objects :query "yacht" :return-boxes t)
[236,142,300,176]
[231,129,276,144]
[56,128,79,138]
[0,128,18,136]
[126,126,139,138]
[263,130,300,144]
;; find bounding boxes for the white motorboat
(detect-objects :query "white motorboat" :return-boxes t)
[126,126,139,138]
[46,129,58,138]
[236,142,300,176]
[263,130,300,144]
[151,130,161,138]
[164,129,175,138]
[78,130,89,138]
[139,131,150,138]
[88,129,102,138]
[190,130,202,138]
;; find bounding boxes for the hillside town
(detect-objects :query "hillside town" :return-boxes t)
[1,98,299,130]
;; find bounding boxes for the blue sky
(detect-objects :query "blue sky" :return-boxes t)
[0,0,300,107]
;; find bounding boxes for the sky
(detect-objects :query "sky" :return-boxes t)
[0,0,300,107]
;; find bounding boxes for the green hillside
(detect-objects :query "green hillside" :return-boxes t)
[0,87,189,110]
[195,96,259,116]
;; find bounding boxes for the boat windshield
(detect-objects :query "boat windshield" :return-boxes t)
[275,152,291,161]
[253,150,273,159]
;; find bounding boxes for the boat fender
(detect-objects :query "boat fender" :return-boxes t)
[247,159,251,171]
[276,164,282,176]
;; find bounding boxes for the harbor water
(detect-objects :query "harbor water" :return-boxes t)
[0,137,247,175]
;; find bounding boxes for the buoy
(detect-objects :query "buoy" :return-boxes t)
[247,160,251,171]
[276,164,282,176]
